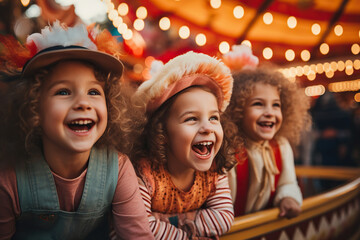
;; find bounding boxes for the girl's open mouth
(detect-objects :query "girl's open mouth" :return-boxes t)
[67,119,95,133]
[258,121,274,128]
[192,141,214,157]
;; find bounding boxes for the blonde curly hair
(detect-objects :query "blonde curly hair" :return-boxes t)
[225,65,311,147]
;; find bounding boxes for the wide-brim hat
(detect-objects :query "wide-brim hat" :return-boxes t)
[0,21,124,78]
[22,45,123,77]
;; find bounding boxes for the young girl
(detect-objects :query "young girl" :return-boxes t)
[0,22,154,239]
[131,51,240,239]
[224,47,311,218]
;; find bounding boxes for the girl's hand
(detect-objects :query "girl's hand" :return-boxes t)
[279,197,301,219]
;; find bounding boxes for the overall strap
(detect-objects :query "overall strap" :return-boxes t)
[16,153,60,211]
[234,149,249,216]
[16,147,118,212]
[14,147,119,240]
[77,147,118,211]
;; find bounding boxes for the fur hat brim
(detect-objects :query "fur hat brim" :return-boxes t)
[22,45,123,77]
[136,51,233,113]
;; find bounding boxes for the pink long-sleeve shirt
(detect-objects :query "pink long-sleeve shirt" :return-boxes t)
[0,153,154,240]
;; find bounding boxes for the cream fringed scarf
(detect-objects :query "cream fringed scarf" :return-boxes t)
[246,139,280,212]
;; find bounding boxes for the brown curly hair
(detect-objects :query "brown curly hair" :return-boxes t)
[225,65,311,147]
[0,60,138,166]
[131,86,242,175]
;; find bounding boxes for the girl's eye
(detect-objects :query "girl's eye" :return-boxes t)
[55,89,70,95]
[273,102,281,108]
[252,101,263,106]
[89,89,101,95]
[184,117,197,122]
[209,115,219,121]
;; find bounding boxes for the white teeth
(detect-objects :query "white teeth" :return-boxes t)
[259,122,274,126]
[74,129,88,133]
[70,120,93,125]
[197,141,212,146]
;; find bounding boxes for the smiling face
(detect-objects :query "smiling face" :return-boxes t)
[39,61,107,156]
[242,83,282,144]
[165,87,224,175]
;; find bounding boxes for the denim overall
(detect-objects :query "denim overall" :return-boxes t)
[13,147,118,240]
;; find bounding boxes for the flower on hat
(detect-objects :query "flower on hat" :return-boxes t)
[222,44,259,71]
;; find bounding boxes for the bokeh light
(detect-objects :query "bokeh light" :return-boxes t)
[195,33,207,46]
[118,3,129,16]
[233,6,244,19]
[179,26,190,39]
[287,16,297,29]
[159,17,171,31]
[311,23,321,35]
[263,12,273,25]
[263,47,273,60]
[219,41,230,54]
[301,50,311,61]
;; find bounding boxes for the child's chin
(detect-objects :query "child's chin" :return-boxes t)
[194,161,213,172]
[257,132,277,141]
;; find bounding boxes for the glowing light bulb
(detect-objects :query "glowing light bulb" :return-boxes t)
[305,85,325,96]
[287,16,297,29]
[123,29,133,40]
[195,33,206,46]
[219,41,230,54]
[325,70,334,78]
[307,71,316,81]
[118,3,129,16]
[263,12,273,25]
[241,40,251,48]
[117,23,128,34]
[354,59,360,70]
[210,0,221,9]
[351,44,360,55]
[159,17,171,31]
[301,50,310,61]
[113,16,123,28]
[233,6,244,19]
[108,9,118,21]
[136,6,147,19]
[320,43,329,55]
[311,23,321,35]
[179,26,190,39]
[334,25,343,36]
[285,49,295,61]
[354,93,360,102]
[21,0,30,7]
[263,47,273,60]
[134,19,145,31]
